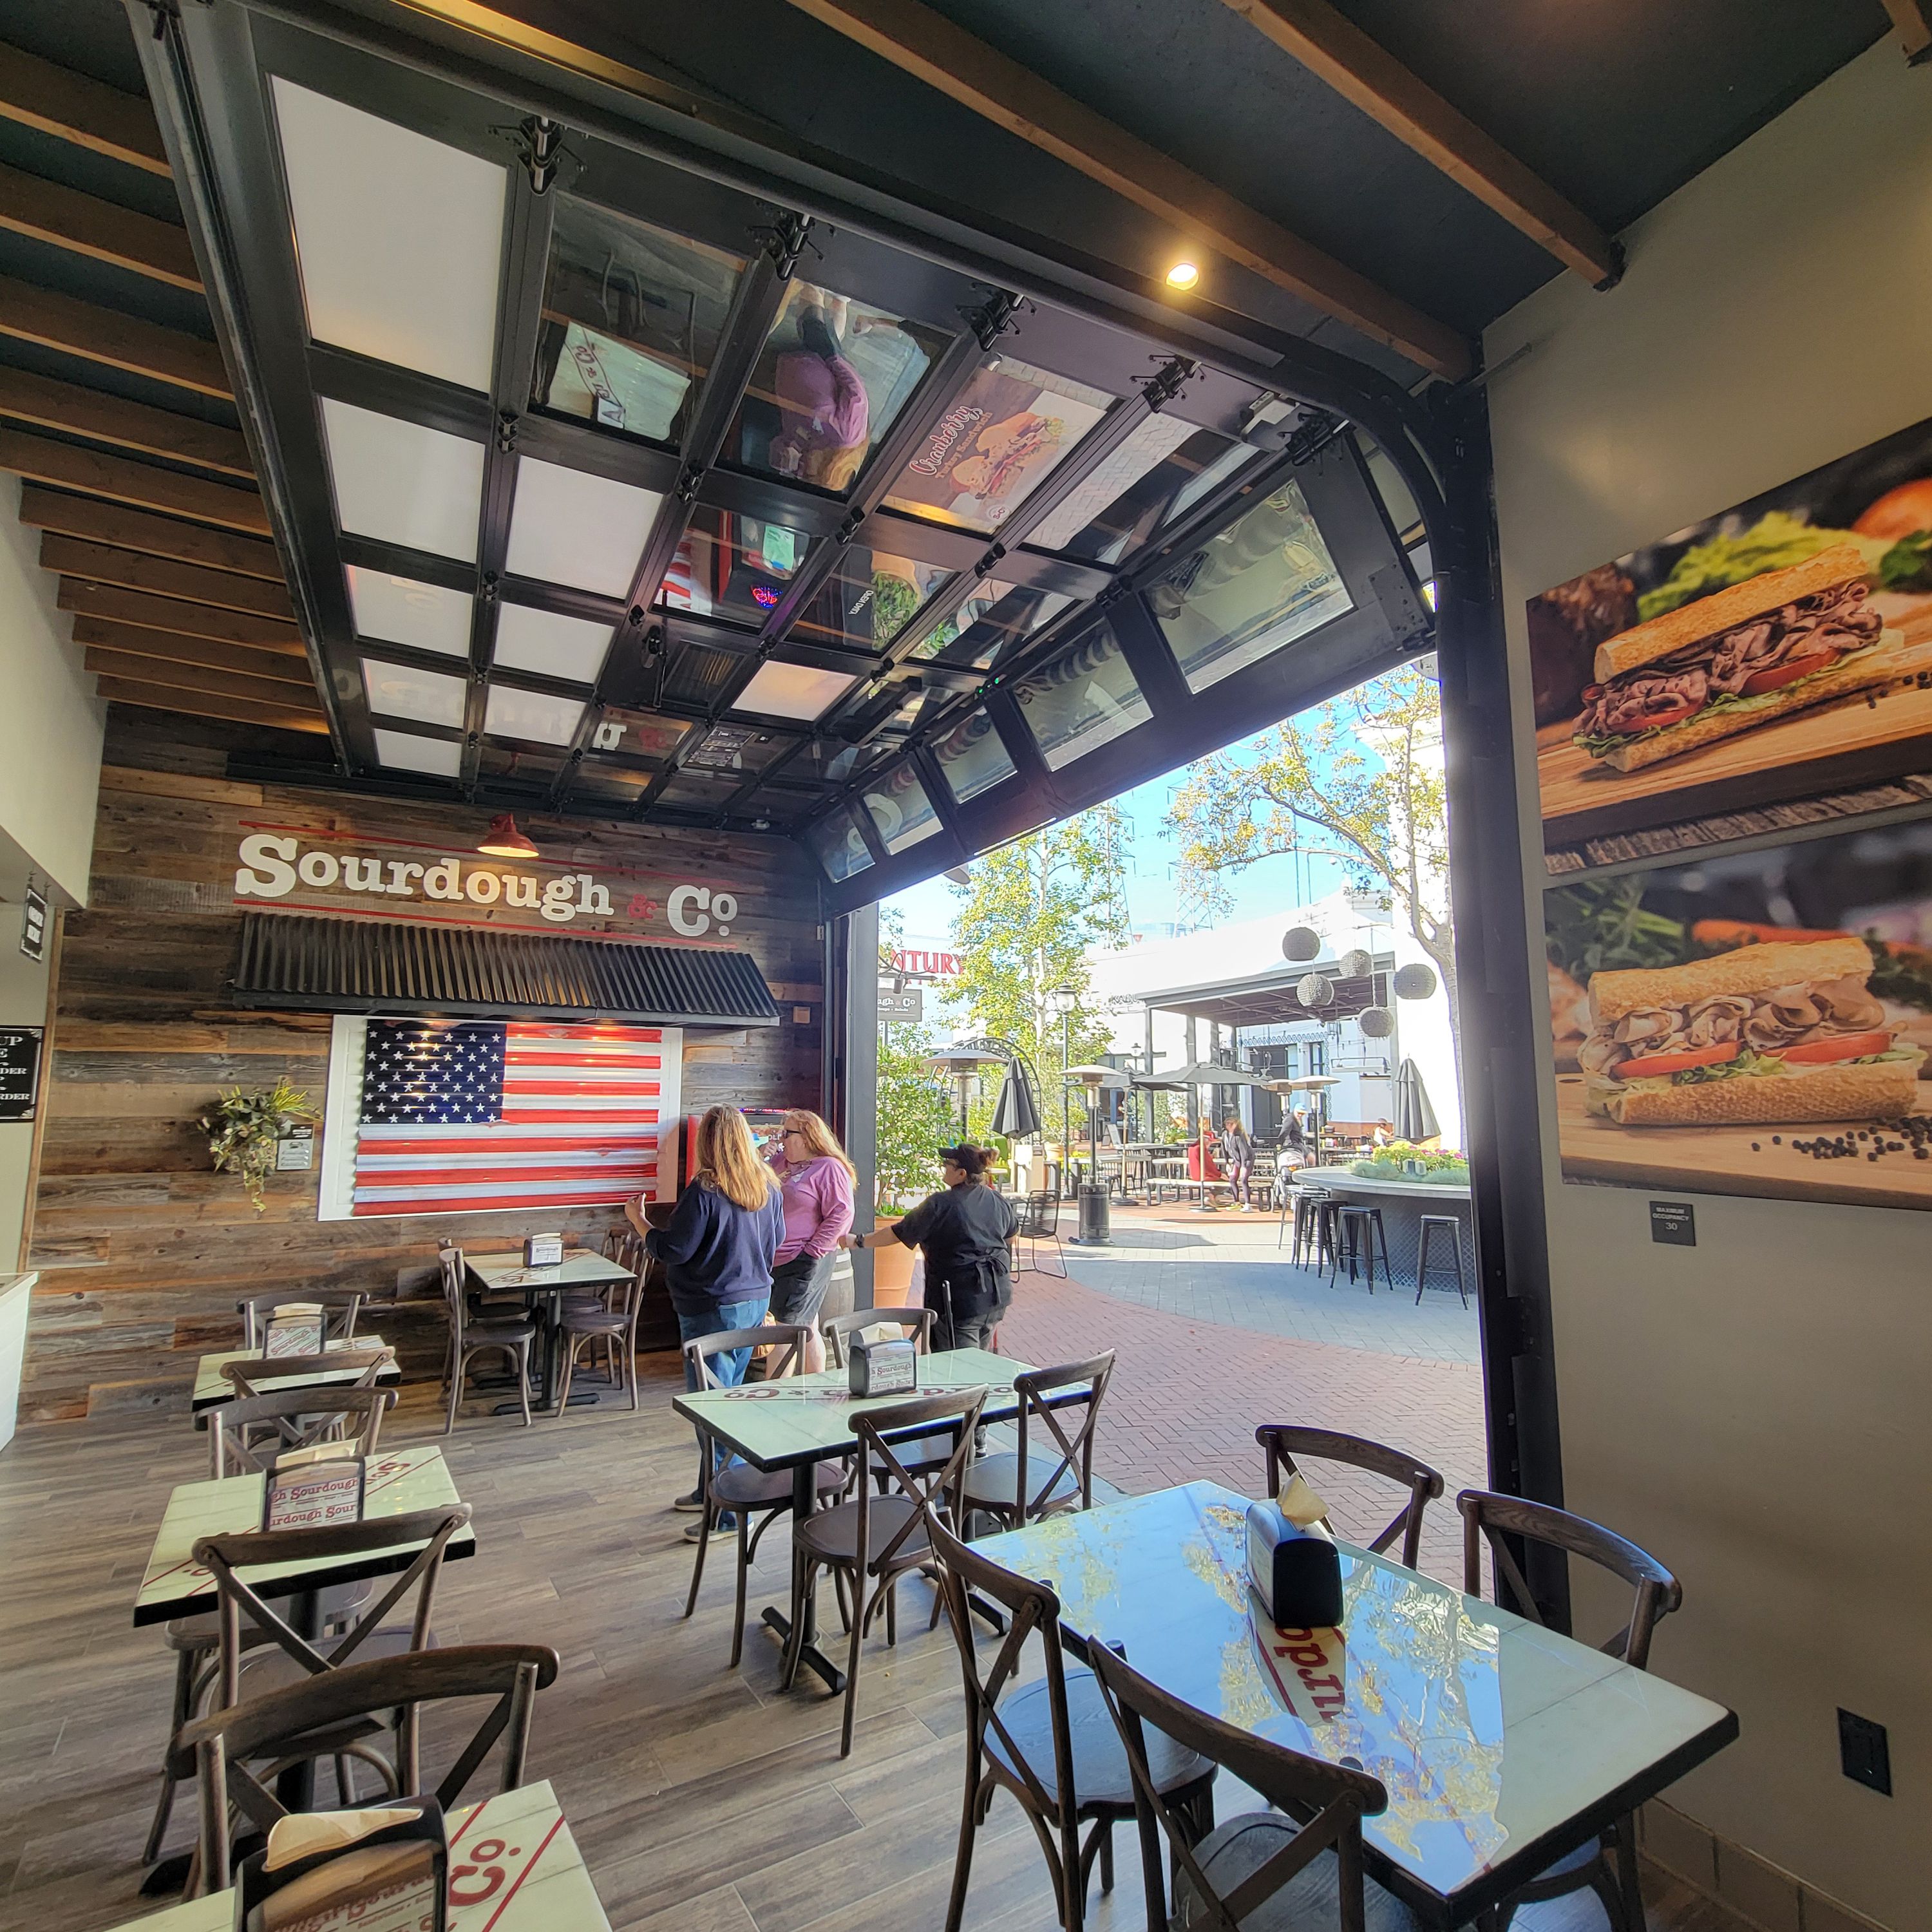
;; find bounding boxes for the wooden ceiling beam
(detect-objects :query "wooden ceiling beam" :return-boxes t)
[39,535,294,621]
[1880,0,1932,62]
[72,618,315,687]
[59,580,303,652]
[0,366,251,478]
[18,488,281,581]
[778,0,1472,377]
[0,430,269,535]
[0,44,171,176]
[84,646,319,709]
[0,161,201,291]
[94,674,329,735]
[1219,0,1620,285]
[0,276,231,398]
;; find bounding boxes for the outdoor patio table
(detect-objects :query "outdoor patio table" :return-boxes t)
[189,1334,398,1414]
[978,1480,1737,1929]
[97,1779,609,1932]
[674,1345,1088,1692]
[466,1251,636,1414]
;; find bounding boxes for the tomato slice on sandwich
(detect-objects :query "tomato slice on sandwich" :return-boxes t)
[1738,650,1840,697]
[1612,1042,1738,1080]
[1774,1030,1893,1065]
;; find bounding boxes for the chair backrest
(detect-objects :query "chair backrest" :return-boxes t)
[1256,1425,1445,1570]
[1086,1640,1387,1932]
[683,1322,811,1389]
[850,1385,987,1575]
[927,1513,1083,1844]
[821,1306,935,1365]
[194,1504,472,1709]
[205,1386,396,1477]
[1011,1352,1115,1522]
[175,1643,558,1894]
[1017,1192,1059,1239]
[1457,1488,1681,1669]
[238,1292,364,1350]
[220,1347,395,1401]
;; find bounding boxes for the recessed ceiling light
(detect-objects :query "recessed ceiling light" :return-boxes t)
[1165,261,1200,290]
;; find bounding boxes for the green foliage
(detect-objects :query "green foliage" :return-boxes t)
[874,1025,961,1211]
[1350,1141,1468,1185]
[943,806,1132,1133]
[1166,665,1457,1024]
[200,1077,315,1214]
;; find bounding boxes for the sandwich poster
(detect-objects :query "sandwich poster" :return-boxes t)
[1545,815,1932,1210]
[1529,413,1932,862]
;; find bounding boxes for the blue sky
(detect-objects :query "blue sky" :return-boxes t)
[887,723,1357,949]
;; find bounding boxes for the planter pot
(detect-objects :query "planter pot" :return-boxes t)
[870,1237,916,1301]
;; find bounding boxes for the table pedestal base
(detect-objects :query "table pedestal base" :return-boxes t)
[761,1605,846,1692]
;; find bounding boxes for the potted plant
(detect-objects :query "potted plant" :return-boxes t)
[201,1077,317,1213]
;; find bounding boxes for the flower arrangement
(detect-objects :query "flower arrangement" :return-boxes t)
[200,1078,316,1213]
[1349,1140,1470,1186]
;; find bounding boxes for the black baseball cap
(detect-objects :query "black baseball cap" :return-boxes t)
[938,1143,989,1177]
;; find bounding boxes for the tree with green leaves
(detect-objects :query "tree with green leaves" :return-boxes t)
[942,806,1132,1150]
[873,1023,962,1209]
[1166,664,1457,1027]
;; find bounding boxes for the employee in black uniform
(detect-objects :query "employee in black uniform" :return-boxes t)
[840,1143,1018,1351]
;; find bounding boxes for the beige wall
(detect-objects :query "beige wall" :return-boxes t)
[1483,41,1931,1930]
[0,937,51,1269]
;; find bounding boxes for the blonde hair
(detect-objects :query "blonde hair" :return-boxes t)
[695,1106,781,1211]
[781,1108,857,1181]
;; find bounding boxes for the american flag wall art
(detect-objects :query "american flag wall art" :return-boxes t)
[346,1019,679,1217]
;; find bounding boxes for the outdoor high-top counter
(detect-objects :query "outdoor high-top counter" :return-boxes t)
[1292,1168,1474,1294]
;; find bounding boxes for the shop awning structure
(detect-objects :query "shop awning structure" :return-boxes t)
[231,913,781,1027]
[1135,962,1390,1030]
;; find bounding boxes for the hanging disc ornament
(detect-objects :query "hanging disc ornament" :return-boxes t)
[1340,947,1374,980]
[1282,926,1321,962]
[1296,972,1334,1007]
[1393,963,1438,1001]
[1358,1005,1395,1038]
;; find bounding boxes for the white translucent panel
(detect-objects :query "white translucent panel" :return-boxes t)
[504,458,661,596]
[730,660,858,722]
[372,729,462,778]
[271,77,505,392]
[321,399,484,562]
[484,684,587,746]
[361,657,467,728]
[806,806,874,882]
[492,602,611,685]
[346,567,471,657]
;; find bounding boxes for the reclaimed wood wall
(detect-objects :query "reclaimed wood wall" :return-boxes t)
[21,711,826,1423]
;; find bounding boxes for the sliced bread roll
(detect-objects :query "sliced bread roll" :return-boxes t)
[1587,936,1870,1029]
[1586,1055,1923,1127]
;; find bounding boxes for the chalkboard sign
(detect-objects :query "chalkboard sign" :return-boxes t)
[0,1026,43,1122]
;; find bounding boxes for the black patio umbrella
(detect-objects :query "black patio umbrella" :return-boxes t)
[1394,1058,1441,1143]
[989,1063,1043,1141]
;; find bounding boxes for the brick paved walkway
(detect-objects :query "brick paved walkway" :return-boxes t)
[995,1224,1488,1585]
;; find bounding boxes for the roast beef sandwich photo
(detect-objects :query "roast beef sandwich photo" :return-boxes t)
[1578,936,1926,1126]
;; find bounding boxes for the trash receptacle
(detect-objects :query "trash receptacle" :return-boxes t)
[1075,1182,1111,1245]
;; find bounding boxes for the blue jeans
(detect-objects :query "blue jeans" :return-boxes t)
[679,1297,770,1493]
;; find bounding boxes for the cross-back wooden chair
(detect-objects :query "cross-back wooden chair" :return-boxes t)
[1457,1488,1681,1932]
[1255,1425,1446,1571]
[205,1387,395,1477]
[1087,1638,1413,1932]
[820,1305,936,1364]
[237,1292,364,1349]
[782,1385,987,1756]
[554,1253,648,1411]
[680,1323,849,1665]
[220,1347,395,1403]
[928,1513,1215,1932]
[963,1352,1115,1534]
[437,1248,534,1432]
[174,1643,558,1895]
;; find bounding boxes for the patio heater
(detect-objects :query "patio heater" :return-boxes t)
[1051,982,1077,1180]
[1064,1064,1122,1245]
[925,1043,1004,1142]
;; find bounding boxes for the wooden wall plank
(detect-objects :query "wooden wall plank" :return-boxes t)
[0,365,251,477]
[0,274,232,397]
[19,487,281,579]
[62,580,302,650]
[0,44,172,176]
[40,535,295,620]
[0,430,269,533]
[0,160,201,289]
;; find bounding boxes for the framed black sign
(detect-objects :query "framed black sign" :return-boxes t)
[0,1027,43,1122]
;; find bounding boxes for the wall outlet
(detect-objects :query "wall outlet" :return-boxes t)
[1837,1709,1891,1795]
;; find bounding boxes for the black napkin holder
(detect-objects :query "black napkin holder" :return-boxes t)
[848,1332,917,1397]
[235,1797,446,1931]
[1246,1499,1343,1627]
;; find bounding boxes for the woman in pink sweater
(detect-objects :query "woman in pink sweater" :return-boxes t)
[764,1109,855,1374]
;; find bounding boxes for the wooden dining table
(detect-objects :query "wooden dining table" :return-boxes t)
[99,1779,609,1931]
[188,1334,399,1414]
[466,1251,636,1414]
[978,1480,1738,1929]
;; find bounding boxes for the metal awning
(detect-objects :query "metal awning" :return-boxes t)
[1138,963,1389,1030]
[232,914,781,1027]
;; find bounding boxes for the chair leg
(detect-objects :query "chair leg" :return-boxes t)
[840,1572,869,1756]
[445,1343,467,1434]
[886,1575,898,1647]
[779,1551,811,1690]
[556,1336,575,1416]
[143,1643,200,1862]
[729,1509,753,1669]
[1611,1814,1647,1932]
[514,1339,533,1427]
[683,1488,714,1622]
[943,1756,982,1932]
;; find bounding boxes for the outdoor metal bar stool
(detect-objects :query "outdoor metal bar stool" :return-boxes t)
[1416,1215,1468,1307]
[1291,1188,1338,1271]
[1331,1204,1391,1293]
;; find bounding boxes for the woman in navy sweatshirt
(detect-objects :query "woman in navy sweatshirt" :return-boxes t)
[628,1105,784,1519]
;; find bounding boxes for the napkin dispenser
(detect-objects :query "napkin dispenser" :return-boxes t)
[848,1332,917,1397]
[523,1231,564,1267]
[1246,1499,1343,1627]
[236,1798,446,1931]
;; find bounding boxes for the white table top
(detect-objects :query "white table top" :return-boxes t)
[101,1780,608,1931]
[134,1443,473,1626]
[467,1253,634,1292]
[191,1335,397,1410]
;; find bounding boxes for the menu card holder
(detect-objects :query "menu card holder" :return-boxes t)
[262,1303,327,1359]
[1246,1499,1343,1627]
[236,1799,447,1932]
[261,1446,366,1533]
[524,1232,564,1267]
[848,1334,917,1397]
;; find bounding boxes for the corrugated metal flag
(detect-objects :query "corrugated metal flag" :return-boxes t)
[350,1019,674,1215]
